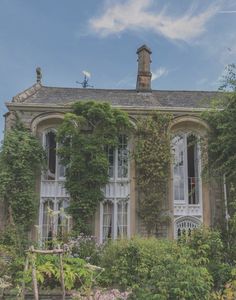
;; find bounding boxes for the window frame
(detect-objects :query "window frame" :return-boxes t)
[172,132,202,207]
[42,128,66,181]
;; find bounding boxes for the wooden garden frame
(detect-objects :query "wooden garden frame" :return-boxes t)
[22,245,65,300]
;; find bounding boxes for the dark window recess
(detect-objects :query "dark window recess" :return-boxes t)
[46,132,56,180]
[187,135,199,204]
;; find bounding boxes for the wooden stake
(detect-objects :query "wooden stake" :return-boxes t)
[30,246,39,300]
[21,254,29,300]
[59,251,66,300]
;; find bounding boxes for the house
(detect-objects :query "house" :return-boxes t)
[2,45,224,243]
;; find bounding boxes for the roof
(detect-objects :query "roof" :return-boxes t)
[11,83,221,109]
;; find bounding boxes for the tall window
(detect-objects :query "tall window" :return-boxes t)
[44,130,65,180]
[173,133,200,205]
[102,135,129,242]
[41,198,70,245]
[102,199,128,242]
[106,135,129,180]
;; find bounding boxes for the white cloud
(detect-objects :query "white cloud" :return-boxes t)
[89,0,220,42]
[152,67,169,81]
[219,10,236,13]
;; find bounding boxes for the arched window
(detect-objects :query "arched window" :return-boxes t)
[175,217,201,238]
[172,133,201,205]
[43,129,65,180]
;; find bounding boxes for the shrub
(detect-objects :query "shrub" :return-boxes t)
[184,227,232,290]
[64,234,102,265]
[99,237,213,299]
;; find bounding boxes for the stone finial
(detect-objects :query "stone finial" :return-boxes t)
[36,67,42,84]
[136,44,152,92]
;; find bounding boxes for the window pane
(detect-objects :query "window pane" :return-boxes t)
[187,135,199,204]
[173,135,185,201]
[103,201,113,242]
[45,132,56,180]
[42,200,54,243]
[106,147,115,178]
[118,135,128,178]
[117,201,128,238]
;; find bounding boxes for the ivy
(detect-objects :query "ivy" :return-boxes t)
[202,64,236,262]
[57,101,132,234]
[134,112,172,235]
[0,120,45,233]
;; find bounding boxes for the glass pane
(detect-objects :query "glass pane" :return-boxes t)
[42,200,54,242]
[117,201,128,238]
[118,135,128,178]
[45,132,56,180]
[173,135,185,201]
[187,135,199,204]
[106,147,115,178]
[103,202,113,241]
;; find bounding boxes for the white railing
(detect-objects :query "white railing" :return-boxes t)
[40,180,69,198]
[174,203,201,216]
[102,180,130,199]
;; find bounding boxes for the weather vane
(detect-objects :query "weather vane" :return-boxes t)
[76,71,94,88]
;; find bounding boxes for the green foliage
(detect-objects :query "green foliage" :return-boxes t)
[57,101,132,233]
[134,113,172,235]
[184,227,231,290]
[202,65,236,262]
[0,120,45,233]
[98,238,213,299]
[65,234,102,265]
[22,254,97,292]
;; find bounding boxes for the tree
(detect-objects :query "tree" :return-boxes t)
[202,64,236,261]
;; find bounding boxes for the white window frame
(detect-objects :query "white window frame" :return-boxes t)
[39,197,70,245]
[100,135,130,243]
[174,216,201,238]
[100,198,130,243]
[172,132,202,208]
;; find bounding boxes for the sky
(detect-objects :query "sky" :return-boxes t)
[0,0,236,138]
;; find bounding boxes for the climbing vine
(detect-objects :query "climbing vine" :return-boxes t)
[134,112,172,235]
[0,120,45,233]
[202,64,236,261]
[57,101,132,233]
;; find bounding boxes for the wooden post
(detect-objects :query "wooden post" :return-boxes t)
[59,248,66,300]
[21,254,29,300]
[30,246,39,300]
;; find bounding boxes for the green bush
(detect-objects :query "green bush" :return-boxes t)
[184,227,232,290]
[22,254,97,292]
[99,237,213,299]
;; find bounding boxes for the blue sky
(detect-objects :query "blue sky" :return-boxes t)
[0,0,236,138]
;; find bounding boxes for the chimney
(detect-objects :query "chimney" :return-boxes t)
[136,45,152,92]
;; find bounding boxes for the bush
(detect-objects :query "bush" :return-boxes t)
[98,237,213,299]
[22,254,99,292]
[64,234,102,265]
[184,227,232,290]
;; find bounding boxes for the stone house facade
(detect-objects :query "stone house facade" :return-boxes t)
[1,45,224,243]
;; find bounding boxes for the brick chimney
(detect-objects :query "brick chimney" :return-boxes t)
[136,45,152,92]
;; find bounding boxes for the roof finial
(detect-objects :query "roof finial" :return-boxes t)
[36,67,42,84]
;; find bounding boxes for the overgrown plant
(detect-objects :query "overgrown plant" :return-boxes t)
[57,101,132,233]
[202,64,236,262]
[0,120,45,234]
[134,112,172,235]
